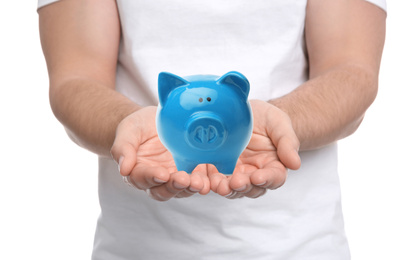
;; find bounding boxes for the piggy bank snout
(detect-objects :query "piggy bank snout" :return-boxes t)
[186,114,226,150]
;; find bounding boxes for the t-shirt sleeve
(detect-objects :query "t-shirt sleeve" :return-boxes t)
[38,0,387,12]
[38,0,60,9]
[364,0,387,12]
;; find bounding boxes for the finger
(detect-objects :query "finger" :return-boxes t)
[249,164,288,190]
[229,170,268,199]
[171,171,191,191]
[110,107,157,176]
[130,165,170,190]
[173,170,209,198]
[190,165,211,195]
[199,174,211,195]
[243,186,267,199]
[146,188,171,202]
[173,167,210,198]
[110,142,138,177]
[229,169,253,193]
[207,164,226,193]
[147,171,191,201]
[277,136,301,170]
[263,105,301,170]
[216,178,234,197]
[175,189,196,198]
[225,191,243,199]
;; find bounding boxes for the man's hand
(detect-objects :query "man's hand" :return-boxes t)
[110,106,211,201]
[209,100,301,199]
[110,102,300,201]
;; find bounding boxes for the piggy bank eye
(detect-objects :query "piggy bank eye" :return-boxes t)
[207,97,211,102]
[199,98,203,102]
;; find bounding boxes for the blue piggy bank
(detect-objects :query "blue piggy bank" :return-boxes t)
[156,71,253,175]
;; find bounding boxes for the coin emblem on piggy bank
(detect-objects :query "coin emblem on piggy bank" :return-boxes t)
[156,71,253,174]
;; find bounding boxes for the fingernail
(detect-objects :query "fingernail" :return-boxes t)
[118,156,124,173]
[224,191,233,197]
[255,181,267,186]
[189,186,200,192]
[225,191,238,199]
[122,176,134,188]
[153,177,167,184]
[235,185,247,192]
[173,182,188,190]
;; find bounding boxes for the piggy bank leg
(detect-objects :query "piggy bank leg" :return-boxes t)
[214,160,238,175]
[174,158,198,174]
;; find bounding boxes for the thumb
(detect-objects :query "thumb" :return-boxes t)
[276,136,301,170]
[110,119,140,176]
[265,106,301,170]
[110,141,137,176]
[110,106,157,176]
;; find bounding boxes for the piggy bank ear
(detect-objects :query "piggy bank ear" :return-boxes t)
[217,71,250,98]
[158,72,189,106]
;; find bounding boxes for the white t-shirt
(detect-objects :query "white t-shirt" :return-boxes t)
[38,1,386,259]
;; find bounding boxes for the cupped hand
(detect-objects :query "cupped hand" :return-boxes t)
[209,99,301,199]
[110,106,210,201]
[110,101,300,201]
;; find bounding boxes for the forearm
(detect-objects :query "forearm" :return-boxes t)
[50,78,141,157]
[269,63,378,151]
[38,0,127,157]
[277,0,386,151]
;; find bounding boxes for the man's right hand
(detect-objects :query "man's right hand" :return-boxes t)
[110,106,211,201]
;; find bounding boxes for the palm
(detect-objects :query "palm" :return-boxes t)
[208,100,299,198]
[135,134,177,172]
[207,131,288,197]
[236,133,284,174]
[112,106,210,199]
[122,106,179,176]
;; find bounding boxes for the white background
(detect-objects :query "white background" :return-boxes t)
[1,1,418,259]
